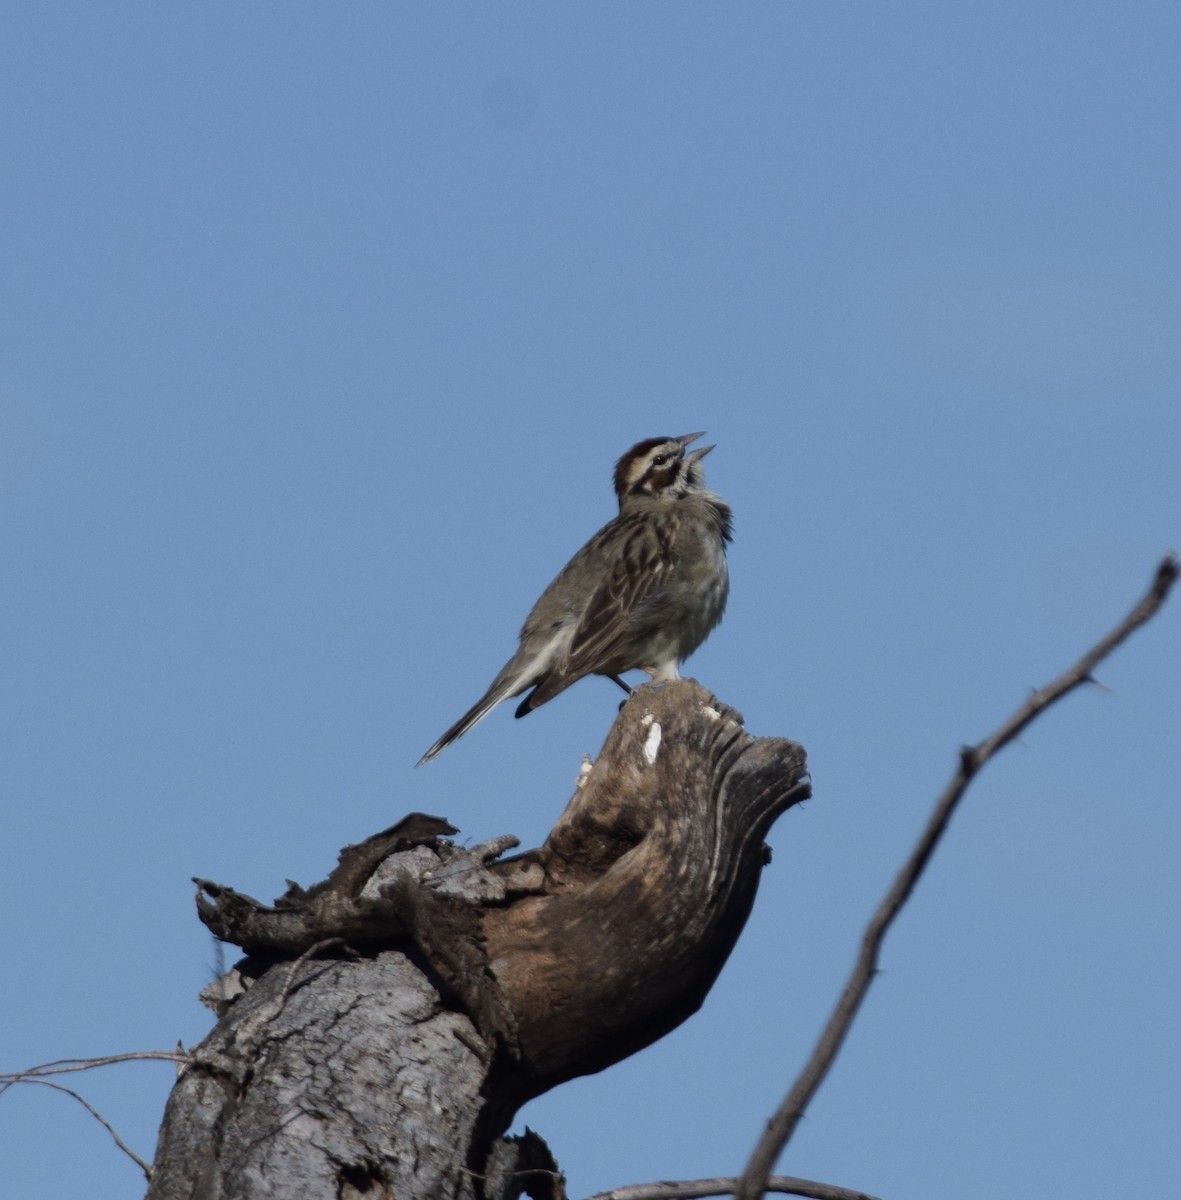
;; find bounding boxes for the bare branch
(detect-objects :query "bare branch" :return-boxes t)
[0,1050,189,1095]
[584,1175,880,1200]
[736,553,1178,1200]
[1,1050,194,1182]
[10,1077,153,1179]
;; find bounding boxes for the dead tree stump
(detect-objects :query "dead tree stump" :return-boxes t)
[147,680,809,1200]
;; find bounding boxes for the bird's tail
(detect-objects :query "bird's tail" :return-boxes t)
[416,638,566,765]
[415,680,516,766]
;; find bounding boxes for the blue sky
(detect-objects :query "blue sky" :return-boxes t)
[2,6,1178,1198]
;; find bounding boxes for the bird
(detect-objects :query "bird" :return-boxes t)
[416,432,733,765]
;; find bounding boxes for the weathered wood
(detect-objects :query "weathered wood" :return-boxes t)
[149,949,492,1200]
[482,683,809,1119]
[148,681,808,1200]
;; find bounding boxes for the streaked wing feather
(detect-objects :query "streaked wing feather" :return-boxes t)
[560,514,674,677]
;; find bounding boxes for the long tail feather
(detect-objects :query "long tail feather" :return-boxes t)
[416,680,517,766]
[417,634,569,765]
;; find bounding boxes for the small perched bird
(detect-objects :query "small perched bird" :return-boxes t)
[416,432,732,765]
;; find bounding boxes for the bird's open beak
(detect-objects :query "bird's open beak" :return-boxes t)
[676,431,707,448]
[678,431,715,463]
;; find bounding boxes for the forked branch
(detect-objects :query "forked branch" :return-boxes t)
[1,1052,190,1181]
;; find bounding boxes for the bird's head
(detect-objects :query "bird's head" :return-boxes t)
[612,431,715,505]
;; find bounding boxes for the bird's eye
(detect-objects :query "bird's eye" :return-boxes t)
[652,454,668,467]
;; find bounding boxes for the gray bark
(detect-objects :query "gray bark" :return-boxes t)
[151,952,491,1200]
[147,680,809,1200]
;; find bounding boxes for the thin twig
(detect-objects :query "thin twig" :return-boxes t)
[13,1077,153,1180]
[736,553,1178,1200]
[225,935,361,1062]
[0,1050,189,1095]
[1,1051,193,1182]
[584,1175,880,1200]
[278,936,356,1006]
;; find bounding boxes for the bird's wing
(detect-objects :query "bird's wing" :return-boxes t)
[557,511,676,678]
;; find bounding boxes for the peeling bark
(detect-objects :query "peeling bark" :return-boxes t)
[148,680,808,1200]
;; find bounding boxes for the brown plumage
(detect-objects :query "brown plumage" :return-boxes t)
[417,432,732,765]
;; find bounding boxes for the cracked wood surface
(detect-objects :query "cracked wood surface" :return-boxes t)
[148,951,490,1200]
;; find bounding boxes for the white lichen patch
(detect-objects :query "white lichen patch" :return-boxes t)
[642,720,662,765]
[702,705,722,720]
[575,753,593,789]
